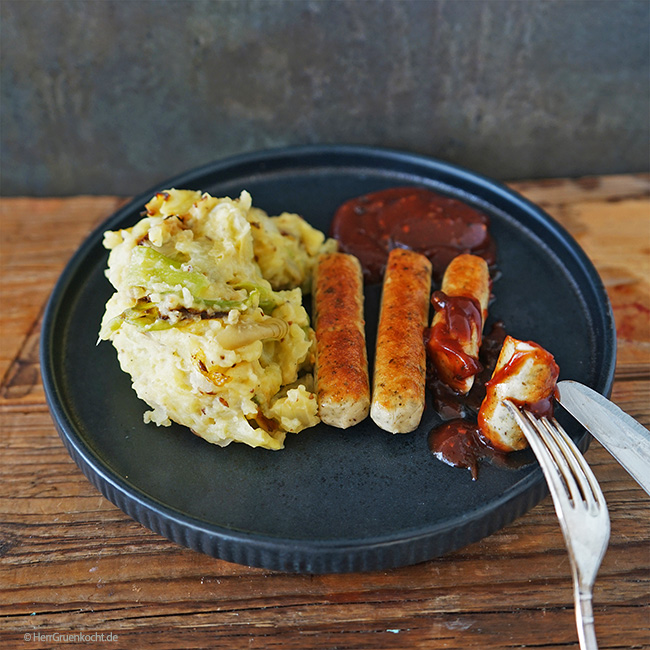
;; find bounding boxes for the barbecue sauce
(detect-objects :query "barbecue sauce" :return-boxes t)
[427,419,533,479]
[330,187,496,284]
[426,321,513,479]
[425,291,483,390]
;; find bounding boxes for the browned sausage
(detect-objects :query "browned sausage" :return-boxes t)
[371,248,432,433]
[313,253,370,428]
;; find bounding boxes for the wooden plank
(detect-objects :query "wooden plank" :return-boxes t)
[1,404,647,647]
[510,174,650,378]
[0,196,125,382]
[1,182,649,649]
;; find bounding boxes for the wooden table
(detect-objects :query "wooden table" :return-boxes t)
[1,176,649,649]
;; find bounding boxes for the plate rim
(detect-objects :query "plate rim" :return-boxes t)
[40,144,617,573]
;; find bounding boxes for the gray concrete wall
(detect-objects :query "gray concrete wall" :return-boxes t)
[1,0,648,196]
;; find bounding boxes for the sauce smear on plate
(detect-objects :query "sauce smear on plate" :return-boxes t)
[331,187,496,283]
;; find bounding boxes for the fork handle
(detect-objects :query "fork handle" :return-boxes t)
[575,585,599,650]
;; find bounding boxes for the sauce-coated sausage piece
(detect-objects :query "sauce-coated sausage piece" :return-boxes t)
[478,336,559,451]
[313,253,370,428]
[371,248,432,433]
[426,254,490,395]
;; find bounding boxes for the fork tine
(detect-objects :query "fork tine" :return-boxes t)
[547,417,607,509]
[540,417,604,510]
[505,400,609,650]
[504,402,571,506]
[521,410,585,505]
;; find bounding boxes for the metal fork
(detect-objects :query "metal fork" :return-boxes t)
[505,401,610,650]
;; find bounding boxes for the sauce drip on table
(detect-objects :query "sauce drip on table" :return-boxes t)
[330,187,496,284]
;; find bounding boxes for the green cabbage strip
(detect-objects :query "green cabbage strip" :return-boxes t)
[126,246,212,297]
[104,302,174,335]
[233,281,278,314]
[106,246,282,334]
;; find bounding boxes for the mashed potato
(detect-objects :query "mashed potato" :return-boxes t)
[99,189,336,449]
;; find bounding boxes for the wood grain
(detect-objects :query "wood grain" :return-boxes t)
[1,178,649,649]
[510,175,650,378]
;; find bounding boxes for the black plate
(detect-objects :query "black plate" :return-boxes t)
[41,145,616,573]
